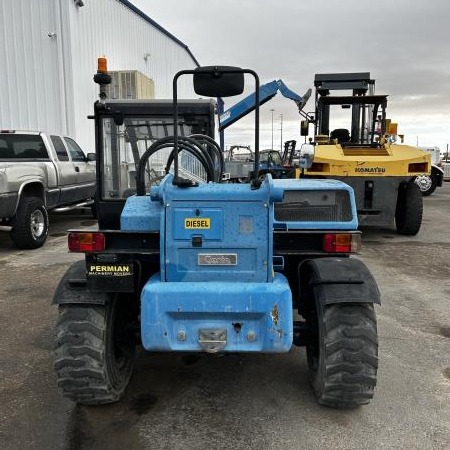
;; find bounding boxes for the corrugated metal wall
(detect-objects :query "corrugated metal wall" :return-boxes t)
[0,0,199,151]
[0,0,66,134]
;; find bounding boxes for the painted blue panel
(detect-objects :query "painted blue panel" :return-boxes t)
[152,175,281,283]
[166,201,269,282]
[272,178,359,230]
[120,195,162,231]
[141,272,293,352]
[151,173,284,204]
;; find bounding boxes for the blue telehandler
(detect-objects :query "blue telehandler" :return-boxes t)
[52,63,380,409]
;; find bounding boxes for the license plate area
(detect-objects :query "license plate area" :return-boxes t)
[198,328,227,353]
[86,254,134,292]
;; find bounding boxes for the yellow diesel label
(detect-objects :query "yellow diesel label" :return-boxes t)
[184,218,211,229]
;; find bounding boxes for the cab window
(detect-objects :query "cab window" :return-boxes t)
[64,137,86,162]
[51,136,69,161]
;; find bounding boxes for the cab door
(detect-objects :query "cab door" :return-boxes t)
[63,137,96,200]
[49,135,78,205]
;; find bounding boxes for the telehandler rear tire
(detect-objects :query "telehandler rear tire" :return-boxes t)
[307,303,378,408]
[54,298,136,405]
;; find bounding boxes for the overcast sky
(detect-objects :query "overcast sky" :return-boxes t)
[131,0,450,152]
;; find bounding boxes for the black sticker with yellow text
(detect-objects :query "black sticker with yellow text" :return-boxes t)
[87,264,133,277]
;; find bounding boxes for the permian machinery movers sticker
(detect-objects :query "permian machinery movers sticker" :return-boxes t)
[88,264,133,277]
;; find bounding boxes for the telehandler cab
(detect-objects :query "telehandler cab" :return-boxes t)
[53,63,380,409]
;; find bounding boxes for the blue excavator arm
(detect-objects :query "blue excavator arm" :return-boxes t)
[219,80,311,131]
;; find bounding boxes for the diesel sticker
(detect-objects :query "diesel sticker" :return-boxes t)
[198,254,237,266]
[185,218,211,229]
[88,264,133,277]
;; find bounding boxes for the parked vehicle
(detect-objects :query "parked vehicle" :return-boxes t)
[302,72,430,235]
[414,146,444,196]
[52,62,380,409]
[0,131,96,248]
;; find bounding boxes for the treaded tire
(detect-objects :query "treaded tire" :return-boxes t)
[11,196,49,249]
[395,182,423,235]
[307,303,378,408]
[54,299,136,405]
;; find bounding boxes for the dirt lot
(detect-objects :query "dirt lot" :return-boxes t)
[0,186,449,450]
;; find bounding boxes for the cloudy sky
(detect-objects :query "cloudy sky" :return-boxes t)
[132,0,450,153]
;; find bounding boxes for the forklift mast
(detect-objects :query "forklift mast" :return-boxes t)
[314,73,384,144]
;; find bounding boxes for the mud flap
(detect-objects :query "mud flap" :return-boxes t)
[300,257,381,306]
[52,260,109,305]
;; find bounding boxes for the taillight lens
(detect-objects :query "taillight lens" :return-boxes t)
[323,233,361,253]
[408,162,428,173]
[68,232,106,252]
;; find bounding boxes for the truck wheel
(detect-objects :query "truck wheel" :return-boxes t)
[54,298,136,405]
[414,174,436,196]
[307,303,378,408]
[10,197,49,249]
[395,182,423,235]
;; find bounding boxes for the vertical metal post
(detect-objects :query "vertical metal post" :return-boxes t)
[270,109,274,150]
[280,114,283,151]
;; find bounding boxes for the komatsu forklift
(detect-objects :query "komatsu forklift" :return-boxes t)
[302,72,431,235]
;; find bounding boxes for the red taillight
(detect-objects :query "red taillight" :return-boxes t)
[68,232,105,252]
[323,233,361,253]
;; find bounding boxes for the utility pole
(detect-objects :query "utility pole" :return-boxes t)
[270,109,275,150]
[280,114,283,151]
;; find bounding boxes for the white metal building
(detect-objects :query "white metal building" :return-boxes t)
[0,0,200,151]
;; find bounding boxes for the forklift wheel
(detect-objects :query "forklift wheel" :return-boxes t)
[258,170,278,180]
[54,298,136,405]
[414,174,437,196]
[395,182,423,235]
[307,302,378,408]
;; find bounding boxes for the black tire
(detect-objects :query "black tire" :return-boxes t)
[395,182,423,235]
[54,298,136,405]
[307,303,378,408]
[258,170,278,181]
[10,196,49,249]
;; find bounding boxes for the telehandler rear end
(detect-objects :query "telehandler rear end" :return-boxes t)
[53,63,380,409]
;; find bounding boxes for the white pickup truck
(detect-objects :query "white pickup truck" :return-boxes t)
[0,131,96,249]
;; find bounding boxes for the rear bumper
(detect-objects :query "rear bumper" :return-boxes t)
[141,272,293,352]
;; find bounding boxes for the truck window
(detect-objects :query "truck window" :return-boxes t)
[51,136,69,161]
[0,135,49,159]
[64,137,86,162]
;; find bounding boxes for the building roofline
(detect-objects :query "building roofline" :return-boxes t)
[118,0,200,67]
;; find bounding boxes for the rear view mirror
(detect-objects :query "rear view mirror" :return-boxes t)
[86,153,96,161]
[194,66,244,97]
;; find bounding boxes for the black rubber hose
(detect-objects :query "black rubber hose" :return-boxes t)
[164,136,215,182]
[136,136,175,196]
[189,134,224,182]
[136,136,216,195]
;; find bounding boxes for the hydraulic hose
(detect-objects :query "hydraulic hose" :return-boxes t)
[188,134,225,182]
[136,135,218,195]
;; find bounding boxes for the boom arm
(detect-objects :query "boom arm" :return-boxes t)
[219,80,311,131]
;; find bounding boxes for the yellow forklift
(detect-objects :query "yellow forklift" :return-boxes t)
[300,73,430,235]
